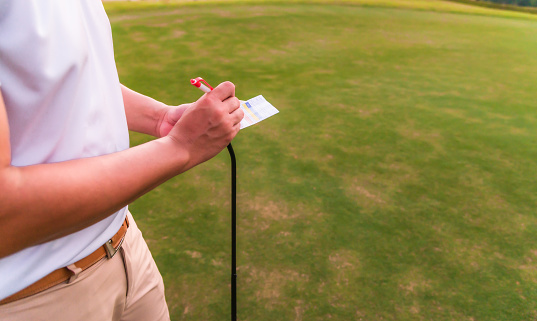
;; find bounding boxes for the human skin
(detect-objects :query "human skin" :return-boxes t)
[0,81,244,259]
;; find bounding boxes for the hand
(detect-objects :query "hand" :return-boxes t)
[157,104,190,137]
[168,81,244,168]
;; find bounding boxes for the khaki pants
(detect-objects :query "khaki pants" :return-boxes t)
[0,211,170,321]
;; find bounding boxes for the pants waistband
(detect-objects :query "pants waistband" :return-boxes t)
[0,217,129,305]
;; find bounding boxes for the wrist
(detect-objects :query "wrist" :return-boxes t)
[158,135,194,174]
[121,84,169,137]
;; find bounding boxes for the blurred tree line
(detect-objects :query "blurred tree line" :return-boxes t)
[481,0,537,6]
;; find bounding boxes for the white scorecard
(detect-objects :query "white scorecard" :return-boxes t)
[238,95,279,129]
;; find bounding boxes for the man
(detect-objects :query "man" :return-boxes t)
[0,1,244,320]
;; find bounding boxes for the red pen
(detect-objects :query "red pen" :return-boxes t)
[190,77,213,93]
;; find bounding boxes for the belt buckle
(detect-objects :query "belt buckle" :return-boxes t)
[104,236,125,259]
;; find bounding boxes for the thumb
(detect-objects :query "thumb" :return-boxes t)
[167,104,190,123]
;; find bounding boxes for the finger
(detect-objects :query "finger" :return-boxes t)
[224,97,241,114]
[210,81,235,101]
[231,122,241,134]
[230,104,245,126]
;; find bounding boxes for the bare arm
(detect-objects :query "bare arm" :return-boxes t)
[121,84,189,138]
[0,82,243,258]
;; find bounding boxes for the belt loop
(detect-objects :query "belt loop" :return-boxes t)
[0,218,130,305]
[66,264,82,284]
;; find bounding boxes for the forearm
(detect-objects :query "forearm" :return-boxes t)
[0,136,190,258]
[0,81,242,259]
[121,84,167,137]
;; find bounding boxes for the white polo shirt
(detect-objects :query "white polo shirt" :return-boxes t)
[0,0,129,300]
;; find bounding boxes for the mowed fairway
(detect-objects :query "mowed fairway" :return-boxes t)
[106,1,537,320]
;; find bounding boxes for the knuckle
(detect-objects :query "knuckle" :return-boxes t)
[196,96,212,110]
[222,81,235,89]
[235,109,244,122]
[215,106,226,118]
[216,81,235,94]
[203,94,217,105]
[232,97,240,107]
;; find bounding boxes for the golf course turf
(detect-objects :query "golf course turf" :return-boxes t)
[106,1,537,319]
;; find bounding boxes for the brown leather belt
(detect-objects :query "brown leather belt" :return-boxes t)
[0,217,129,305]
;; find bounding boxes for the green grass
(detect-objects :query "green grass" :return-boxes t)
[107,1,537,319]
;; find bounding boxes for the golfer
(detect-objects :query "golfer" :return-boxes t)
[0,1,244,320]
